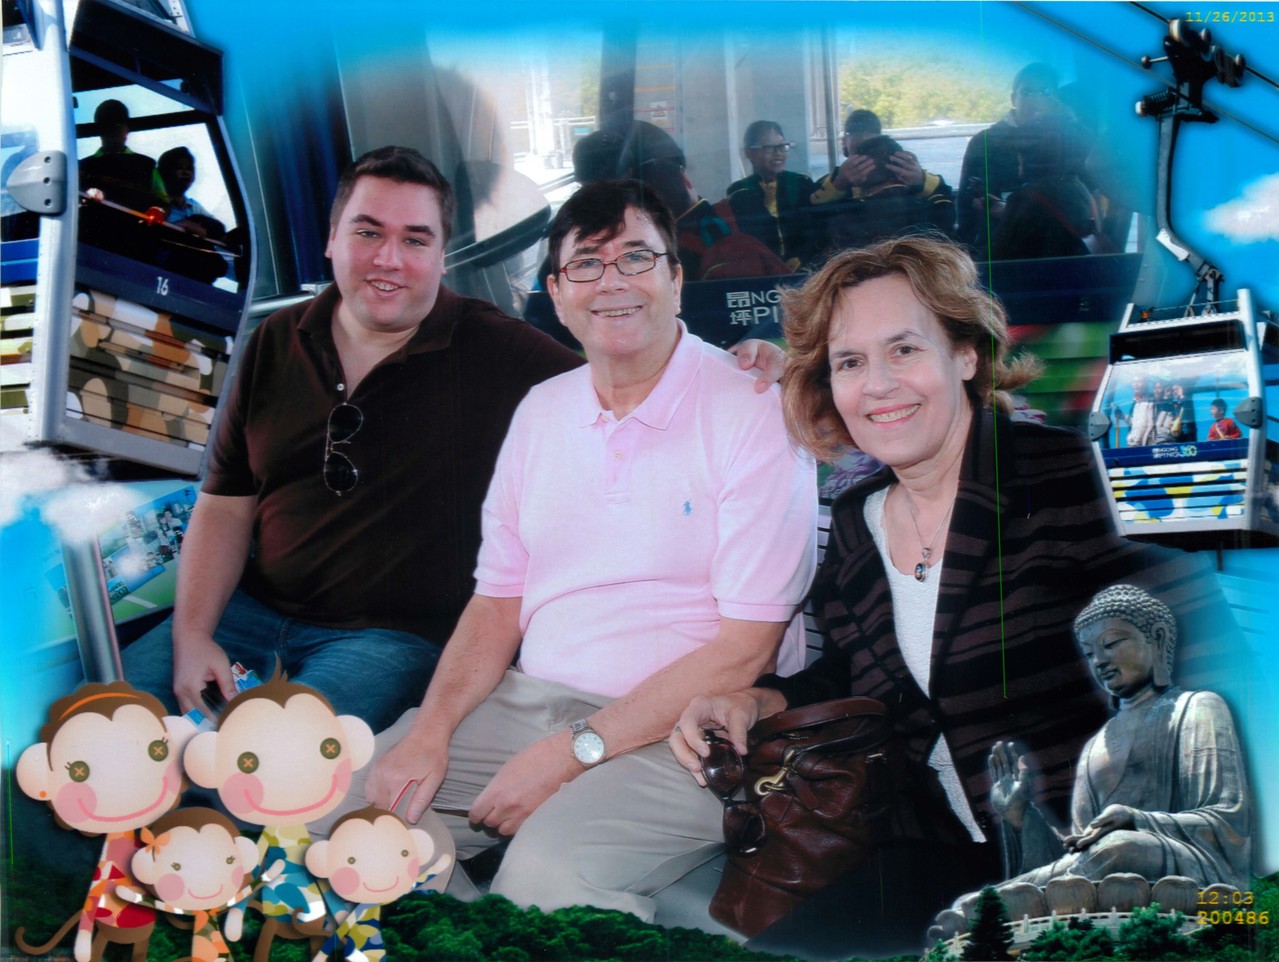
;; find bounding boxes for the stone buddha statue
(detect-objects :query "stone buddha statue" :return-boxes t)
[987,584,1252,891]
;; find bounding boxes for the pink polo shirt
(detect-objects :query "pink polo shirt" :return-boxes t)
[475,325,817,698]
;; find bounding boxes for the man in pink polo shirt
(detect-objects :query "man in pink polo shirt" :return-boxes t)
[353,180,816,921]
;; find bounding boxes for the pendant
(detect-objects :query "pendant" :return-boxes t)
[914,562,927,582]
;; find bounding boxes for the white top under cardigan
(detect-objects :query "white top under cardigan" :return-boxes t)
[865,486,986,842]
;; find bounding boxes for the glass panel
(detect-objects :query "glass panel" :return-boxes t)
[421,28,602,301]
[72,79,246,292]
[426,28,603,191]
[1098,354,1251,449]
[1,124,41,242]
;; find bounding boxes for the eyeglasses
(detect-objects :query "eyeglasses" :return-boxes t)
[323,402,363,495]
[748,142,793,153]
[559,249,670,283]
[702,731,766,855]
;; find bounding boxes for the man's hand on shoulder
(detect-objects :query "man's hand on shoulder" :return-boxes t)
[366,727,450,825]
[172,634,236,714]
[730,339,786,394]
[470,731,580,836]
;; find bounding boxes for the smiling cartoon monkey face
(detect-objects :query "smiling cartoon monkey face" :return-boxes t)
[183,682,374,826]
[17,684,190,835]
[131,809,258,911]
[305,810,436,905]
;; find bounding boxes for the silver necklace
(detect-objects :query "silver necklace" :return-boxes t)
[900,486,954,582]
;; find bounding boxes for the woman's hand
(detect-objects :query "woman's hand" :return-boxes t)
[667,688,785,787]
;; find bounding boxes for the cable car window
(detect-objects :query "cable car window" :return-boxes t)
[1097,353,1251,449]
[72,77,246,294]
[829,30,1008,190]
[1,125,40,244]
[2,0,32,45]
[401,28,602,298]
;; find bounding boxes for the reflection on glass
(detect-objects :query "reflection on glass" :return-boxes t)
[1099,355,1250,449]
[73,84,243,292]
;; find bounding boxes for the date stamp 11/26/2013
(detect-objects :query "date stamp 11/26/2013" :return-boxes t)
[1181,9,1275,24]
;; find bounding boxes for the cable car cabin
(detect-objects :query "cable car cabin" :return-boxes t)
[1088,291,1279,547]
[1,0,252,476]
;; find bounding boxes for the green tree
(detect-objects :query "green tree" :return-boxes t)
[489,946,532,962]
[837,54,1010,127]
[922,939,959,962]
[1114,903,1196,960]
[962,886,1013,961]
[411,917,487,961]
[1021,917,1115,960]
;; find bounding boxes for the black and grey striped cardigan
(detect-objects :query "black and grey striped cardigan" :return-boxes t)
[761,408,1230,827]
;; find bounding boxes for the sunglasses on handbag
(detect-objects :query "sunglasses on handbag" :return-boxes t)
[702,730,767,855]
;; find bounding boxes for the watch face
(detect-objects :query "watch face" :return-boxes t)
[573,730,605,765]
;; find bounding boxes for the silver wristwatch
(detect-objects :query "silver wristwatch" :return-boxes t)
[569,718,606,767]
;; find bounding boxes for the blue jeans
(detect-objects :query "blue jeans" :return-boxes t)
[120,588,442,732]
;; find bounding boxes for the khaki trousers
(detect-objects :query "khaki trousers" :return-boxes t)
[350,669,726,922]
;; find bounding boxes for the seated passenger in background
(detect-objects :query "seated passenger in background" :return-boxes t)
[815,134,954,251]
[618,121,788,280]
[1123,374,1157,447]
[80,99,169,213]
[809,110,952,257]
[352,179,816,921]
[1152,379,1178,444]
[725,120,816,270]
[990,117,1101,260]
[957,62,1093,254]
[158,147,223,237]
[571,129,626,185]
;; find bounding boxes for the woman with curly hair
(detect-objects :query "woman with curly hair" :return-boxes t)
[669,234,1206,956]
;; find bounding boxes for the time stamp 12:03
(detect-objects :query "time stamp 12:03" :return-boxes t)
[1197,890,1269,926]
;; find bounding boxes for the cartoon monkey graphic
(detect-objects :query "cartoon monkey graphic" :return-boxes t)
[15,682,195,962]
[182,673,375,959]
[305,806,454,962]
[115,807,284,962]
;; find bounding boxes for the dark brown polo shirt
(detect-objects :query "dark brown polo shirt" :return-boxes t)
[204,284,582,642]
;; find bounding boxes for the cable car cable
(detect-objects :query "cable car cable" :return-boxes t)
[1131,1,1279,92]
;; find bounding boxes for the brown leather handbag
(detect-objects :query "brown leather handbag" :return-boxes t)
[706,696,902,936]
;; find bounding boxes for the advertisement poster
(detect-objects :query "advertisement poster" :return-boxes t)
[2,1,1277,959]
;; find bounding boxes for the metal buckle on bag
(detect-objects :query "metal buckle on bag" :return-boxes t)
[754,744,803,795]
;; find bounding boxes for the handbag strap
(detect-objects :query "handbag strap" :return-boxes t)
[751,696,886,740]
[792,715,892,760]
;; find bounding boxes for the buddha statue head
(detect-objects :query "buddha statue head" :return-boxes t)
[1073,584,1177,699]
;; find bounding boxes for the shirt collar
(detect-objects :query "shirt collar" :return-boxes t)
[572,319,702,429]
[296,283,462,357]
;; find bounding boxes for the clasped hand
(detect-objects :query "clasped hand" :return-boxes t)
[367,729,578,835]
